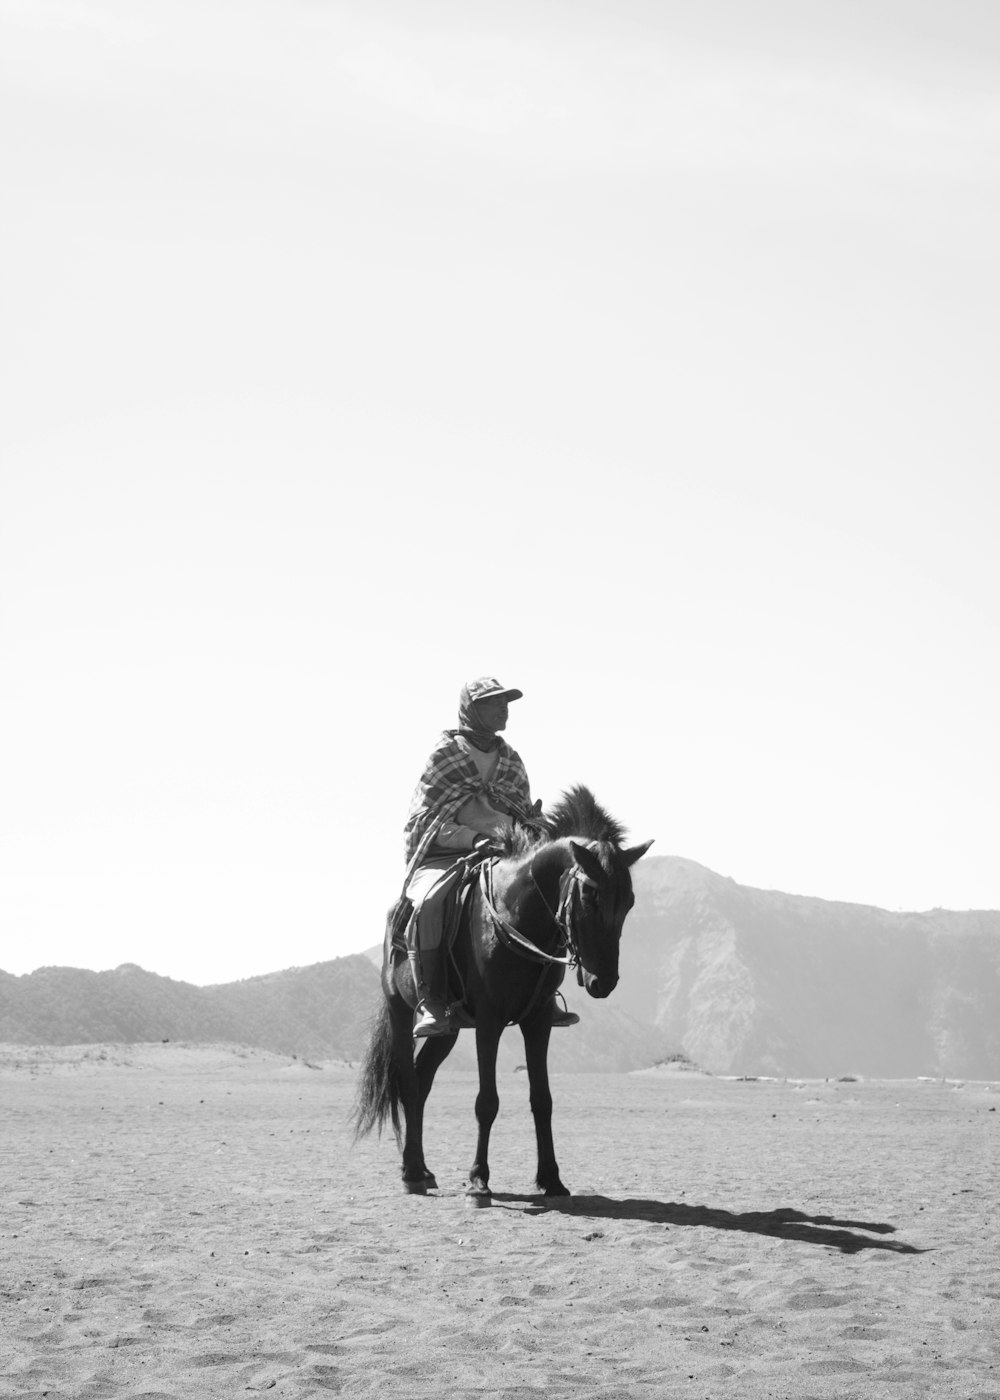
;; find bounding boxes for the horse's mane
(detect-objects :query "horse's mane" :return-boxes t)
[545,785,626,847]
[496,823,544,858]
[494,786,625,859]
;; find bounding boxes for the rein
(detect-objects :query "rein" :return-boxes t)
[479,854,598,969]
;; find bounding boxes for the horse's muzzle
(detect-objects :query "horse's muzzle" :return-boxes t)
[579,968,618,999]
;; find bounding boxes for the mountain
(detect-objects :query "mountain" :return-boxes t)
[0,957,377,1063]
[0,956,672,1073]
[3,857,999,1077]
[616,856,1000,1079]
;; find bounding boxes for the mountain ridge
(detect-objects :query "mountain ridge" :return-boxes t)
[4,856,999,1077]
[618,857,1000,1078]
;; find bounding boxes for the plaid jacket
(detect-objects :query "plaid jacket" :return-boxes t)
[403,730,533,870]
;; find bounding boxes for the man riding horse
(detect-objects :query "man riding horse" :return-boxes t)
[402,676,580,1037]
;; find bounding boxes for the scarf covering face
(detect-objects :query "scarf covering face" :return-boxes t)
[457,684,503,752]
[403,731,533,868]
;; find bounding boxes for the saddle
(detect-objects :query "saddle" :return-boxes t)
[386,851,486,964]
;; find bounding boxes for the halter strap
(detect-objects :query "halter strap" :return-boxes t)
[479,859,578,967]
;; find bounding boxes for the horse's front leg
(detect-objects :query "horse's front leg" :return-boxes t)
[467,1016,503,1205]
[521,1013,569,1196]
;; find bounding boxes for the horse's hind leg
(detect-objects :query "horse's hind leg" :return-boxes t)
[412,1034,457,1190]
[387,1003,438,1194]
[522,1015,569,1196]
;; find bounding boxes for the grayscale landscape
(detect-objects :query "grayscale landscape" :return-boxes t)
[4,1,999,1395]
[5,857,999,1079]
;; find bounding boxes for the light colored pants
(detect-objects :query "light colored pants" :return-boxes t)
[405,856,464,952]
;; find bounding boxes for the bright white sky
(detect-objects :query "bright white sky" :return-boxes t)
[2,0,999,986]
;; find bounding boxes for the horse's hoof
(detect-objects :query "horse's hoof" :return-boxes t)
[465,1190,492,1209]
[423,1173,438,1191]
[403,1179,428,1195]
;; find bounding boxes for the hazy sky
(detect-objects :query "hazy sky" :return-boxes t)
[3,0,999,986]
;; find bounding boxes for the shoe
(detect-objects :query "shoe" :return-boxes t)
[550,997,580,1028]
[409,946,453,1038]
[413,997,477,1037]
[413,997,455,1038]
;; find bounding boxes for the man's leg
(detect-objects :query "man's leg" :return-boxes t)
[406,901,453,1038]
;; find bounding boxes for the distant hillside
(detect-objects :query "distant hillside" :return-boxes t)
[4,857,999,1077]
[617,857,1000,1079]
[0,957,377,1063]
[0,955,674,1073]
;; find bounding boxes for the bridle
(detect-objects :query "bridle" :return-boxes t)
[478,851,602,970]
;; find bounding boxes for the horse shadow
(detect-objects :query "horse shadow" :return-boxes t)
[490,1195,925,1255]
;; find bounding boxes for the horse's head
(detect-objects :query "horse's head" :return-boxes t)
[564,837,653,998]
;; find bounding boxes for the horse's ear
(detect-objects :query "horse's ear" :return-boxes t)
[569,841,605,883]
[623,839,653,868]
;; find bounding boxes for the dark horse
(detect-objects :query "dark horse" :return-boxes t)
[352,786,652,1203]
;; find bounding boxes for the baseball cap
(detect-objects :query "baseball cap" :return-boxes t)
[463,676,524,703]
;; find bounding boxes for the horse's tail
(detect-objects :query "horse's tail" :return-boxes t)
[351,999,401,1147]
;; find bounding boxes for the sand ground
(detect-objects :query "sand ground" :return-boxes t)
[1,1042,998,1399]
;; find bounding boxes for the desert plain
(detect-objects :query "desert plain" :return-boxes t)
[1,1041,998,1399]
